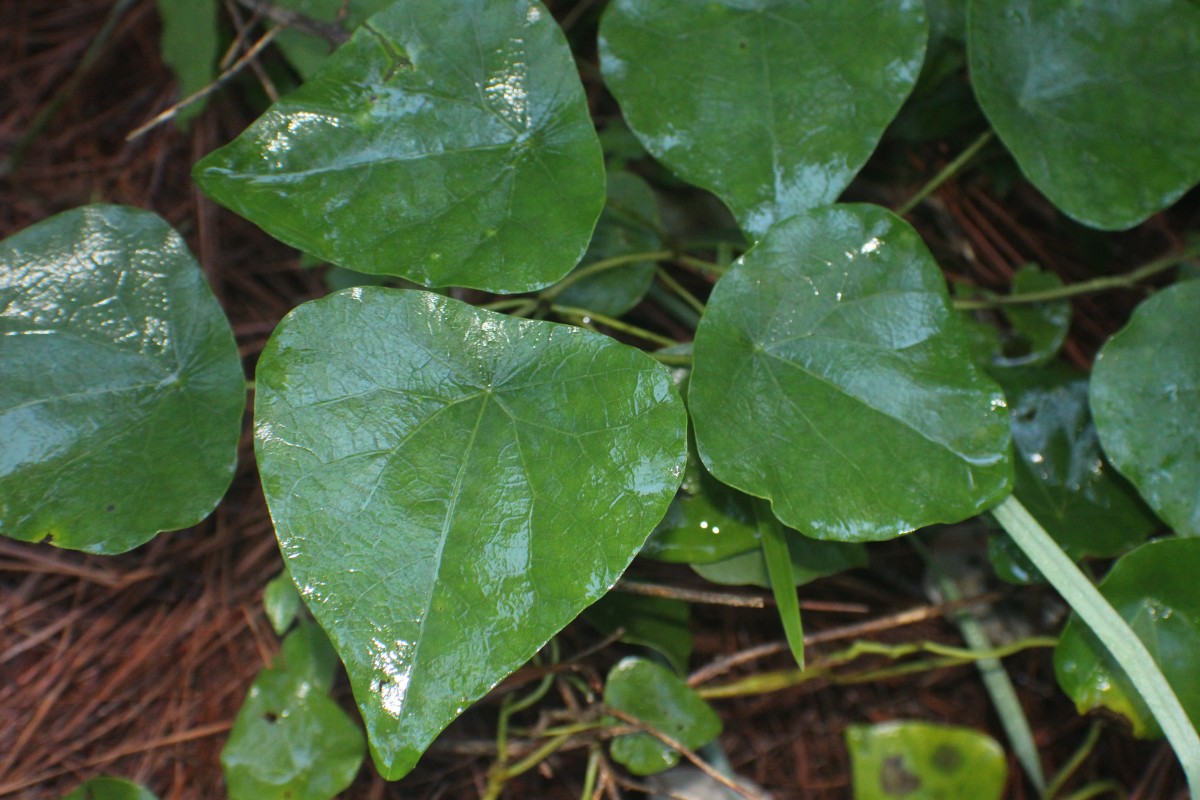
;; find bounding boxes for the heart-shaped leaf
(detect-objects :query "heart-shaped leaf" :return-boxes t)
[689,204,1013,542]
[1090,280,1200,535]
[968,0,1200,230]
[1055,537,1200,738]
[605,657,722,775]
[987,364,1156,583]
[599,0,927,237]
[0,206,244,554]
[195,0,605,293]
[846,721,1007,799]
[254,288,687,778]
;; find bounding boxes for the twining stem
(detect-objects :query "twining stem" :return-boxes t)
[696,635,1056,700]
[540,250,673,301]
[1043,722,1103,800]
[992,495,1200,795]
[550,305,678,348]
[955,244,1200,310]
[895,130,995,217]
[654,267,707,316]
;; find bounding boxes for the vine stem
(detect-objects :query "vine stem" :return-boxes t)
[550,305,678,348]
[991,495,1200,794]
[955,244,1200,310]
[539,250,673,301]
[895,130,994,217]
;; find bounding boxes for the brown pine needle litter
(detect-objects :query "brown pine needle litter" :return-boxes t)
[2,2,1194,798]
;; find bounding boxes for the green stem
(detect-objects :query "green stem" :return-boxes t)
[895,130,994,217]
[676,253,726,276]
[540,250,674,301]
[650,352,693,367]
[1044,722,1104,800]
[992,495,1200,794]
[955,244,1200,310]
[654,267,707,316]
[550,305,678,348]
[482,298,537,314]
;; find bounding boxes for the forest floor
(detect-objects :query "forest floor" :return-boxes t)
[0,2,1193,798]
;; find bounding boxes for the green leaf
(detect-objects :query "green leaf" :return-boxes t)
[555,171,663,317]
[641,440,762,565]
[272,0,394,79]
[264,570,303,636]
[1055,537,1200,739]
[195,0,605,293]
[584,592,693,675]
[692,529,867,589]
[689,204,1013,542]
[1090,280,1200,535]
[605,657,722,776]
[221,625,366,800]
[254,288,687,779]
[0,206,244,554]
[758,501,806,667]
[995,265,1071,367]
[599,0,927,237]
[61,777,158,800]
[986,364,1156,583]
[155,0,218,124]
[968,0,1200,230]
[845,721,1007,799]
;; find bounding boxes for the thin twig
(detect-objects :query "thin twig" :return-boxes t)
[614,579,765,608]
[231,0,349,45]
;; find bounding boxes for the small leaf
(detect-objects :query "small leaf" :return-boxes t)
[689,204,1013,542]
[692,529,867,589]
[221,626,366,800]
[605,657,722,776]
[584,593,693,675]
[641,441,762,565]
[264,570,303,636]
[599,0,927,237]
[555,171,663,317]
[0,206,244,554]
[986,363,1156,583]
[1055,537,1200,738]
[155,0,218,124]
[254,288,687,778]
[995,265,1071,367]
[845,721,1007,800]
[195,0,605,293]
[1090,280,1200,535]
[968,0,1200,230]
[61,777,158,800]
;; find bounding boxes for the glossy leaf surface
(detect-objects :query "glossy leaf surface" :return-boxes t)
[692,530,867,589]
[255,288,687,778]
[0,206,244,553]
[1090,281,1200,535]
[556,171,662,317]
[987,364,1155,582]
[1055,538,1200,738]
[195,0,605,292]
[689,205,1013,542]
[605,657,722,775]
[584,593,692,675]
[222,625,365,800]
[969,0,1200,230]
[599,0,927,237]
[846,721,1007,799]
[61,777,158,800]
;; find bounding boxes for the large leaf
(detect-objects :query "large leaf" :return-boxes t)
[605,657,722,776]
[846,721,1007,799]
[689,204,1013,542]
[968,0,1200,230]
[195,0,605,293]
[599,0,927,237]
[0,206,244,554]
[254,288,687,778]
[221,625,365,800]
[987,363,1156,582]
[1055,538,1200,738]
[1090,281,1200,535]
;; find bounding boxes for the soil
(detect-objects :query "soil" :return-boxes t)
[1,2,1194,798]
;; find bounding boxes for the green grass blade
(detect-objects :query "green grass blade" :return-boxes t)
[757,501,805,669]
[992,495,1200,793]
